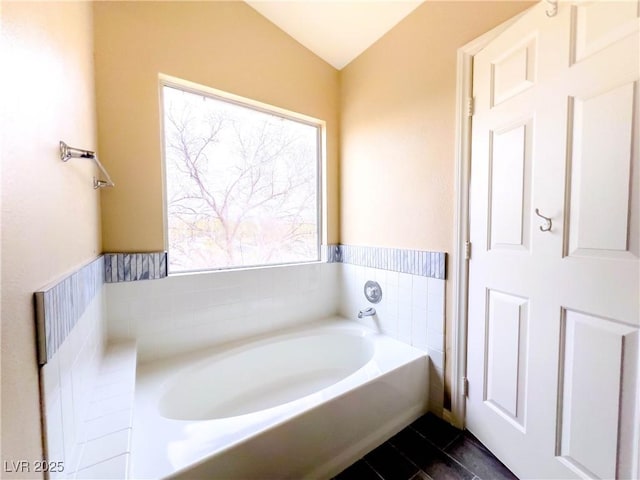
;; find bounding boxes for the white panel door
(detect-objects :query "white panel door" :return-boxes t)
[467,1,639,479]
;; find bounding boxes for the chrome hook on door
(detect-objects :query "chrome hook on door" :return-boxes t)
[535,208,552,232]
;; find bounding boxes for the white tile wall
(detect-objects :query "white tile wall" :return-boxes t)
[40,286,136,480]
[71,342,136,480]
[77,430,130,471]
[339,264,446,415]
[106,263,340,362]
[50,341,136,480]
[40,287,106,477]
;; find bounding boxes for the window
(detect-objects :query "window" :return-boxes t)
[161,80,321,273]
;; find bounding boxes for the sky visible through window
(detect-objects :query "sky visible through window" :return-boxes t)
[162,85,320,273]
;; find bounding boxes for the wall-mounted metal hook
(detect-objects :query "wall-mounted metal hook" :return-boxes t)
[545,0,558,17]
[535,208,552,232]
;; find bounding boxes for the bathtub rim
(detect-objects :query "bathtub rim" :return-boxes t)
[133,316,429,479]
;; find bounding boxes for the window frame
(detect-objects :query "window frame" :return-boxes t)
[158,74,324,274]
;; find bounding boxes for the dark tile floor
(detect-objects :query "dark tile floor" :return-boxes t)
[333,413,518,480]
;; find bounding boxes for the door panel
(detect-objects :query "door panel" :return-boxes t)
[566,82,637,257]
[488,121,532,251]
[557,310,639,479]
[571,1,640,64]
[467,1,639,479]
[484,290,528,429]
[491,36,537,107]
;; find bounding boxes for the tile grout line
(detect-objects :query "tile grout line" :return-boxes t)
[408,424,461,451]
[82,425,131,444]
[386,440,429,480]
[442,431,519,479]
[441,454,478,480]
[437,440,481,480]
[83,406,132,423]
[407,426,479,479]
[441,432,463,451]
[74,451,129,475]
[362,458,387,480]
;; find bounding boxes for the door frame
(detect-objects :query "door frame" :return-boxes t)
[450,7,531,429]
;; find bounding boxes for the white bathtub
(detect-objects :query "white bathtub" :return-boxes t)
[132,318,429,479]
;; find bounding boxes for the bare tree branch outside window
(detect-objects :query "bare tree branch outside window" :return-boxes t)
[162,85,320,273]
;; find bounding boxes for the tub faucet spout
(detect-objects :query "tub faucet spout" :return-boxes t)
[358,307,376,319]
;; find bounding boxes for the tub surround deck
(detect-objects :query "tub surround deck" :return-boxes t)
[132,318,429,479]
[39,245,447,479]
[68,341,137,479]
[42,341,137,480]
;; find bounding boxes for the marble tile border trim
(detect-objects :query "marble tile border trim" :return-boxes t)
[34,256,104,365]
[104,252,167,283]
[327,244,446,280]
[325,244,342,263]
[103,247,440,282]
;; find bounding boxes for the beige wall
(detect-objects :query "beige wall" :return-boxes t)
[94,1,340,252]
[339,1,534,404]
[1,1,100,474]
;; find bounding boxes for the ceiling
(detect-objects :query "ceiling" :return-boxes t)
[245,1,425,70]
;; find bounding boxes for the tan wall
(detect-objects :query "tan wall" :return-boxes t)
[1,1,100,474]
[339,1,534,404]
[94,1,340,252]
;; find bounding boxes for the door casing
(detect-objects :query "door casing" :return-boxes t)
[450,7,530,429]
